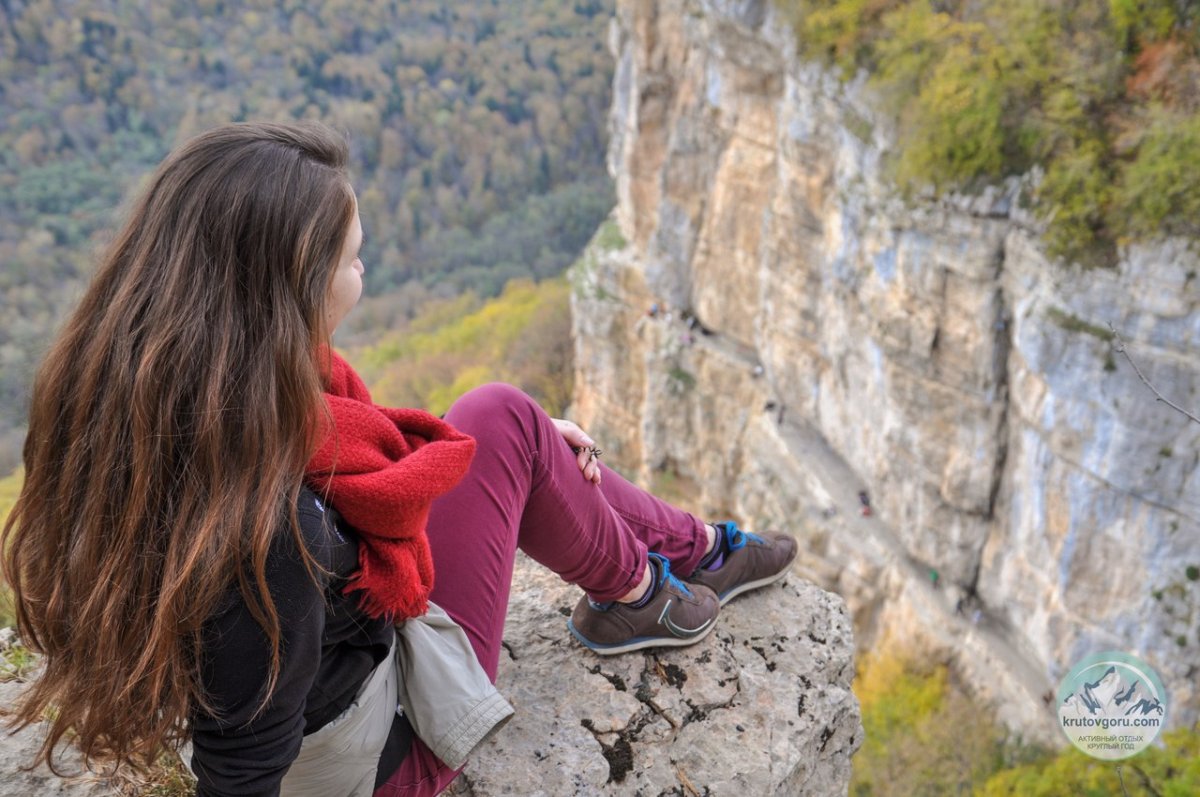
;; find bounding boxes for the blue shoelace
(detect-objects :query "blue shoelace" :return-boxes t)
[588,552,692,610]
[649,551,692,597]
[722,521,765,552]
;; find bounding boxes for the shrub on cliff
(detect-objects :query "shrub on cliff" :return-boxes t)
[776,0,1200,268]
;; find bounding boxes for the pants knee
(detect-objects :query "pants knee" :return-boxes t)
[444,382,539,437]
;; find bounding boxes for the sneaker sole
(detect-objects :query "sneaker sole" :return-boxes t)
[714,561,793,607]
[566,616,717,656]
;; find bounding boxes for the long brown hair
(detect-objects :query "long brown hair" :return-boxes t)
[1,122,355,771]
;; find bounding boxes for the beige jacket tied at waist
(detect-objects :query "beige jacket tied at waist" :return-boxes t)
[394,600,514,769]
[279,600,514,796]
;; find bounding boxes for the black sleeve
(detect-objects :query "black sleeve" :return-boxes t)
[190,504,330,797]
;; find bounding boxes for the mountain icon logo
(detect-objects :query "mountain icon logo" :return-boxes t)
[1056,651,1167,760]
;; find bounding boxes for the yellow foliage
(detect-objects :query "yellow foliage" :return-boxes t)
[851,648,1012,796]
[347,278,573,417]
[854,648,1200,795]
[854,648,948,746]
[426,365,496,417]
[0,467,23,527]
[977,724,1200,796]
[0,467,24,628]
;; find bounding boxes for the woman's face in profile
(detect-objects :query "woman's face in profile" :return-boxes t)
[326,194,365,334]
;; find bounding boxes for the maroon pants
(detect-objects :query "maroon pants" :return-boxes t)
[374,383,707,796]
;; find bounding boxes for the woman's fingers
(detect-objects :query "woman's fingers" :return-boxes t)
[554,417,602,484]
[571,445,603,484]
[584,455,602,485]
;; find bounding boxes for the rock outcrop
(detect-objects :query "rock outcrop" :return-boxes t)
[451,554,860,796]
[571,0,1200,741]
[0,625,111,797]
[0,558,861,796]
[0,691,111,797]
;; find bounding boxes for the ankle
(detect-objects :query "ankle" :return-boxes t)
[617,561,654,604]
[696,522,727,571]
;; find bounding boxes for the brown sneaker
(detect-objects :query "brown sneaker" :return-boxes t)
[568,553,719,655]
[688,521,797,606]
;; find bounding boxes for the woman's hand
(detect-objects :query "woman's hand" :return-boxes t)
[552,418,602,485]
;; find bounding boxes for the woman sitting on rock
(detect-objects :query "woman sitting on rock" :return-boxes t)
[1,122,795,797]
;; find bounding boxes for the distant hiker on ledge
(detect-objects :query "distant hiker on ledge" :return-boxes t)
[858,490,872,517]
[1,123,797,797]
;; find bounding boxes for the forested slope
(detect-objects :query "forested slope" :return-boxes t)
[0,0,615,468]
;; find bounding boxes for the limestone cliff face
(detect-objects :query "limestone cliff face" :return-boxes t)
[572,0,1200,738]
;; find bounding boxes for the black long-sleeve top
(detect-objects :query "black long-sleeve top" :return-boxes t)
[190,488,411,796]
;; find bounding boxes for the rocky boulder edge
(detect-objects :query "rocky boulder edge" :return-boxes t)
[448,552,861,797]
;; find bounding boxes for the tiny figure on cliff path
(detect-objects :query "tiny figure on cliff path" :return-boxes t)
[1,122,799,797]
[858,490,872,517]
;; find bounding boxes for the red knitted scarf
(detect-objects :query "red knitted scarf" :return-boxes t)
[305,351,476,620]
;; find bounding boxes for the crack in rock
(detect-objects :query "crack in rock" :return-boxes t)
[588,664,628,692]
[580,712,657,784]
[681,680,740,727]
[632,662,681,728]
[653,658,688,688]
